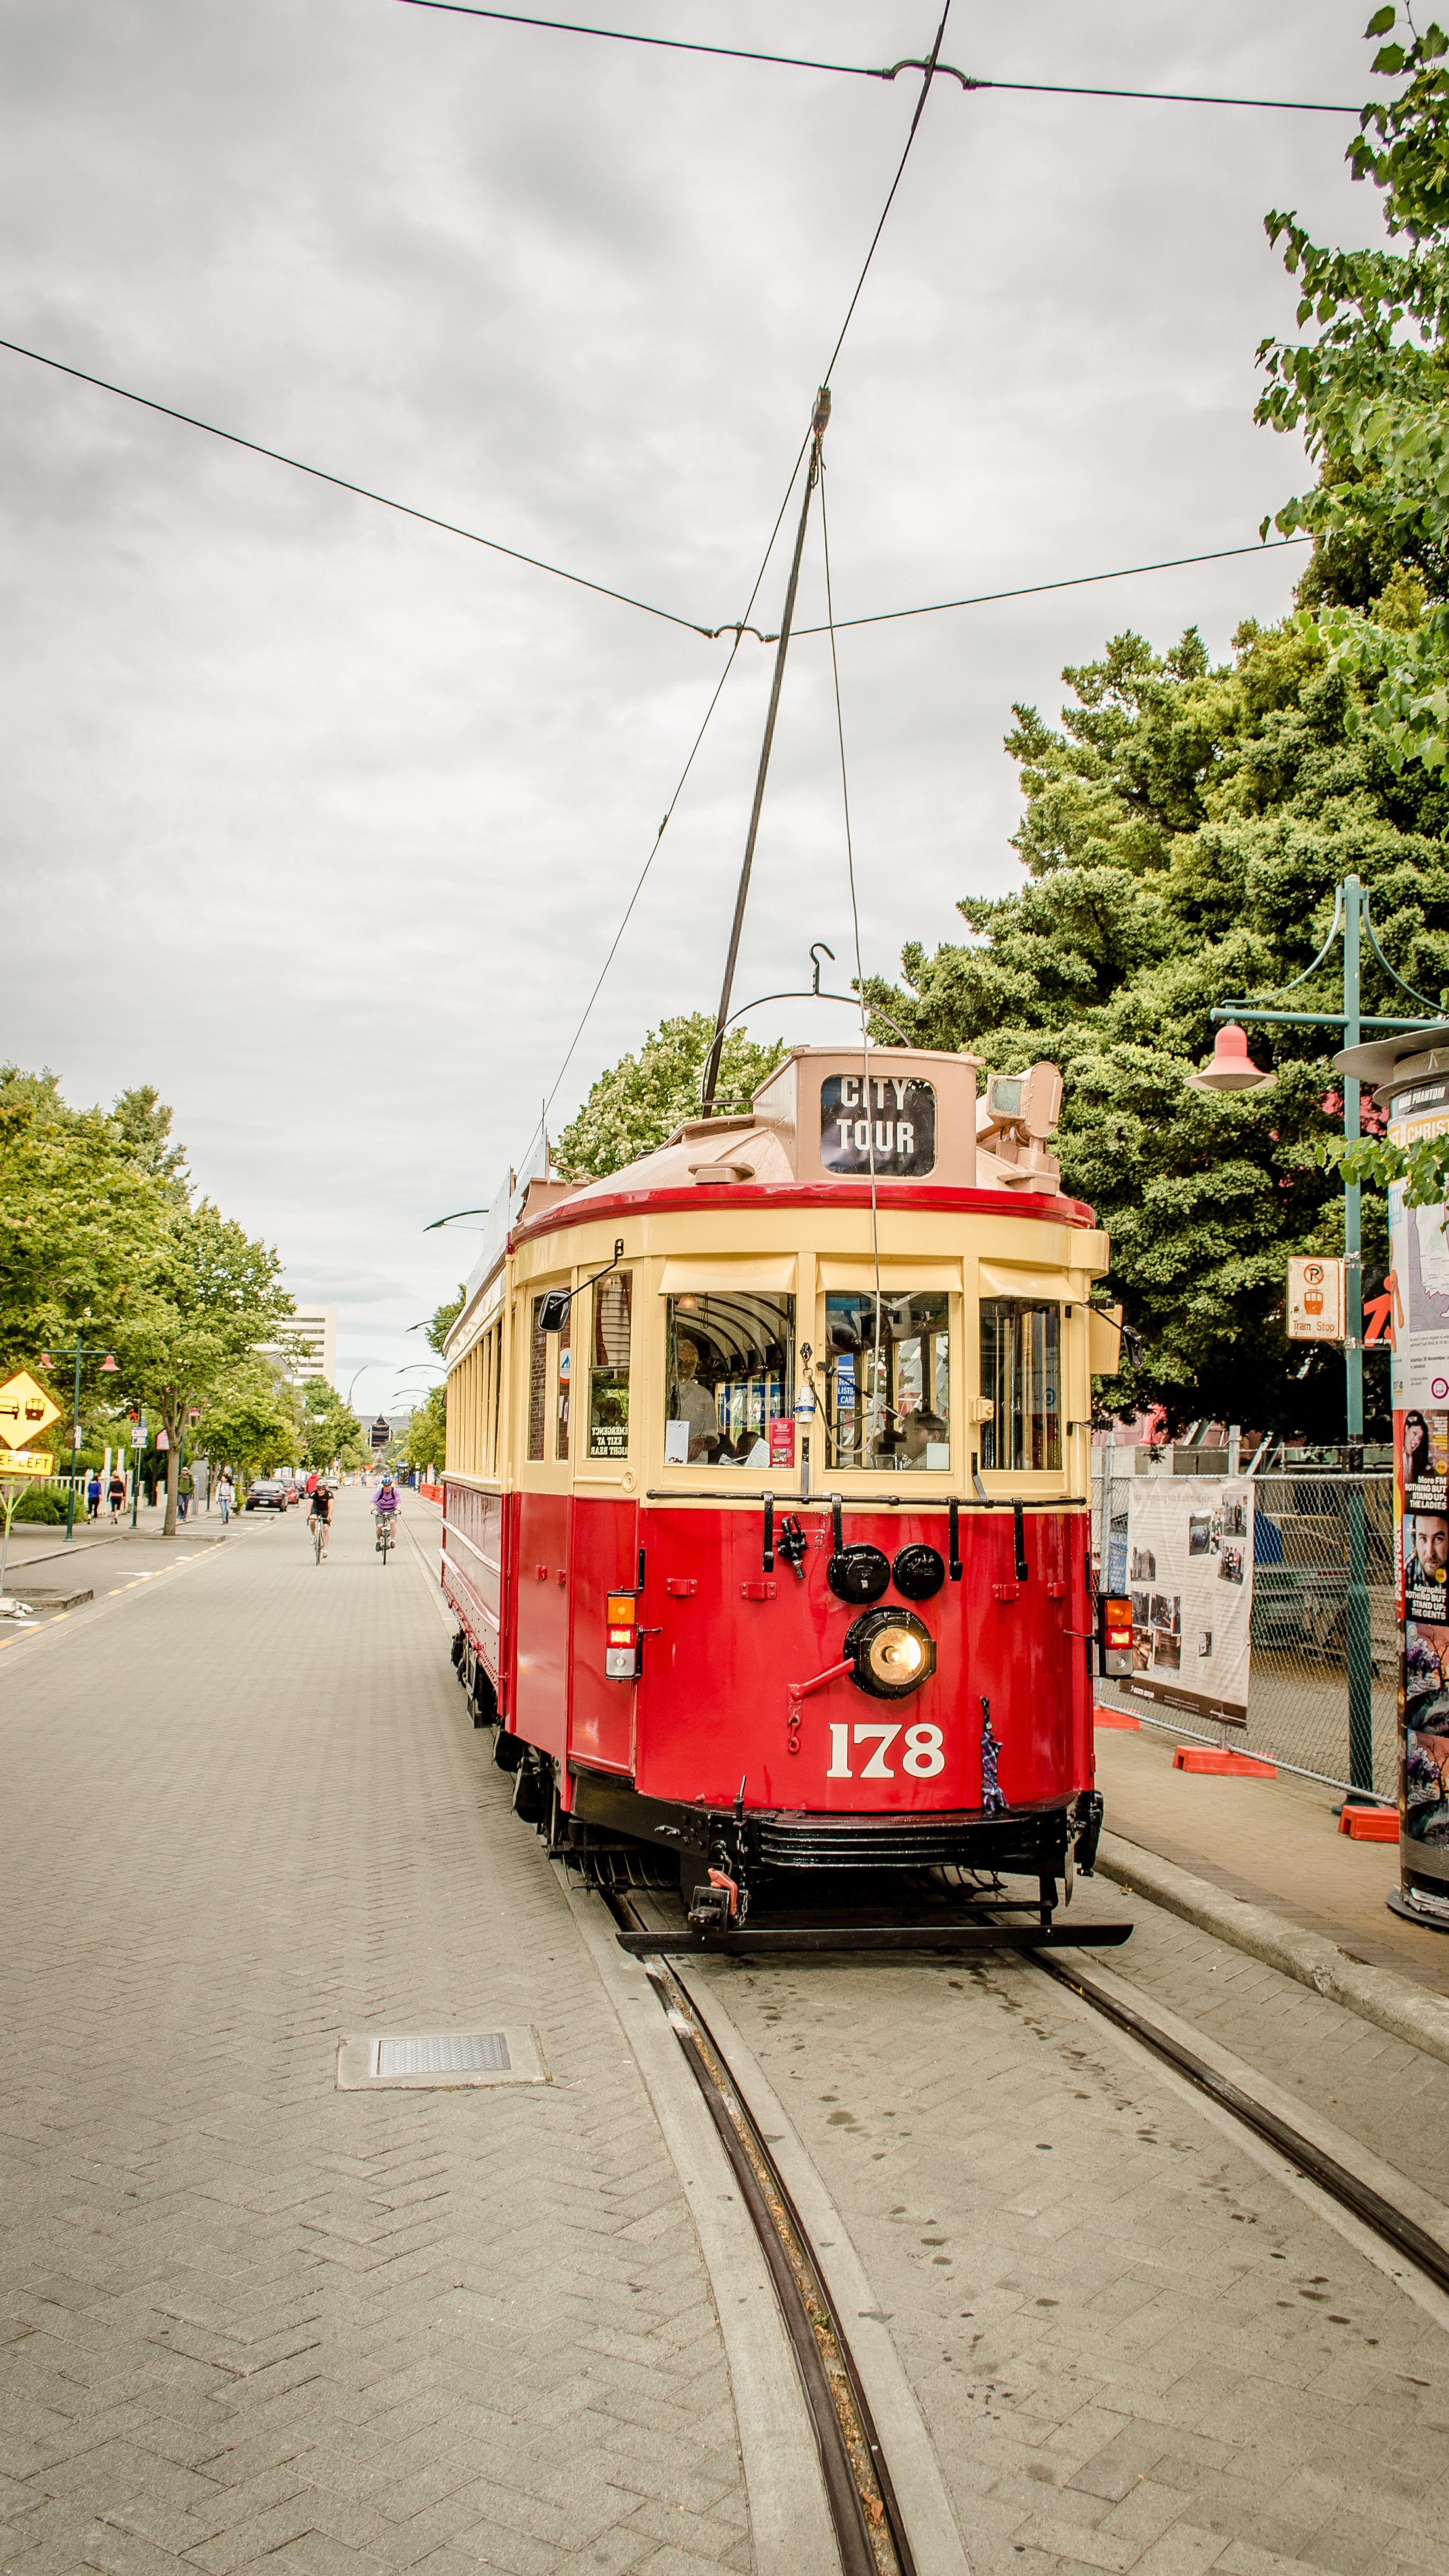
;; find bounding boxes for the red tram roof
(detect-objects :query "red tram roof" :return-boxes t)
[509,1176,1098,1251]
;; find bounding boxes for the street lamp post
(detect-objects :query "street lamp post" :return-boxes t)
[1191,874,1441,1801]
[50,1337,120,1542]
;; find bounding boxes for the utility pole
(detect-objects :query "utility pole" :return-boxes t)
[701,388,831,1118]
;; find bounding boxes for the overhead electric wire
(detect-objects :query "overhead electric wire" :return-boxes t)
[512,632,746,1176]
[789,534,1315,637]
[394,2,1360,112]
[0,334,711,639]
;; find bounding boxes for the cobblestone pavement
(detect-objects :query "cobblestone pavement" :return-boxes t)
[1065,1870,1449,2210]
[693,1944,1449,2576]
[0,1491,751,2576]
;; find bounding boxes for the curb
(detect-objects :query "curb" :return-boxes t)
[1096,1829,1449,2072]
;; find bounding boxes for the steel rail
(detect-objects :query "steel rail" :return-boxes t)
[1026,1947,1449,2299]
[610,1895,913,2575]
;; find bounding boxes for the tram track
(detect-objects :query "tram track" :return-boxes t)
[604,1881,1449,2576]
[607,1891,915,2576]
[1022,1941,1449,2304]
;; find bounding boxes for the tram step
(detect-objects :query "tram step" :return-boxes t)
[615,1921,1135,1956]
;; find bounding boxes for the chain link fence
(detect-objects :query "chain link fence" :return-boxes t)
[1091,1465,1398,1802]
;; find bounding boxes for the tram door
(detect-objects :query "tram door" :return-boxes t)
[512,1288,572,1759]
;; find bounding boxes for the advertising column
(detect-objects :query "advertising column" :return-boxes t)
[1387,1066,1449,1924]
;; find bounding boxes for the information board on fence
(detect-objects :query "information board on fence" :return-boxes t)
[1122,1475,1255,1727]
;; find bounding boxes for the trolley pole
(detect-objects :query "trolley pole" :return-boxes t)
[701,388,831,1118]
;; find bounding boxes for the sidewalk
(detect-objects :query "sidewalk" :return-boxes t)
[1094,1715,1449,1994]
[0,1487,751,2574]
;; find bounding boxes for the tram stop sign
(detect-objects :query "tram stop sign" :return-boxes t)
[0,1369,61,1451]
[370,1416,390,1452]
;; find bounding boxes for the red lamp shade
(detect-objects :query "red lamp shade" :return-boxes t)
[101,1353,120,1372]
[1187,1022,1276,1095]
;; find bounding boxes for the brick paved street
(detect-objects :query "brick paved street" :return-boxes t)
[694,1942,1449,2576]
[0,1490,752,2576]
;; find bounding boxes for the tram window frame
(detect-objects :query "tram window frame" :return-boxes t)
[979,1297,1062,1473]
[526,1296,549,1463]
[822,1291,953,1475]
[554,1295,571,1461]
[588,1272,633,1462]
[662,1293,796,1469]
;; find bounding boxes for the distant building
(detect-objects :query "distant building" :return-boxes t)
[258,1305,338,1388]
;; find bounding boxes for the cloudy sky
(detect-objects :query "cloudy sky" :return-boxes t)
[3,0,1377,1410]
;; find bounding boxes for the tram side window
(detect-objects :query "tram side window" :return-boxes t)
[980,1299,1061,1471]
[590,1274,632,1459]
[824,1293,950,1471]
[527,1298,548,1462]
[663,1295,795,1467]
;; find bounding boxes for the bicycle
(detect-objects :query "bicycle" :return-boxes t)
[376,1512,396,1565]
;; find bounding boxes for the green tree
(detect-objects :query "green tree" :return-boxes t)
[555,1014,787,1181]
[1257,11,1449,768]
[866,616,1449,1435]
[425,1286,466,1355]
[200,1370,302,1485]
[402,1382,447,1474]
[0,1069,165,1380]
[111,1203,293,1534]
[298,1378,366,1472]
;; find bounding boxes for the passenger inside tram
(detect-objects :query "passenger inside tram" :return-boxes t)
[663,1293,796,1468]
[825,1292,951,1473]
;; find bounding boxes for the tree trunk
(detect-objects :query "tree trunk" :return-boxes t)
[163,1424,180,1538]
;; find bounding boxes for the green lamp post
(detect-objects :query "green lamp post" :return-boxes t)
[1189,874,1442,1801]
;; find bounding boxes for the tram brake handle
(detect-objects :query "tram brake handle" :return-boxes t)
[777,1514,809,1580]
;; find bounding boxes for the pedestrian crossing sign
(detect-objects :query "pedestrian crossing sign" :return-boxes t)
[0,1370,61,1449]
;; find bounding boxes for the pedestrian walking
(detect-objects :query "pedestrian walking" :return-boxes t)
[216,1473,235,1527]
[177,1462,193,1522]
[107,1469,125,1521]
[86,1470,101,1520]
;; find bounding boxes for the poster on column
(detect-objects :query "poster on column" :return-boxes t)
[1387,1071,1449,1882]
[1121,1476,1254,1727]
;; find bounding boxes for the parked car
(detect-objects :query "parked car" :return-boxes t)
[245,1480,289,1512]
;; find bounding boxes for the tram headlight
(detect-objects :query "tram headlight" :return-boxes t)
[845,1607,936,1699]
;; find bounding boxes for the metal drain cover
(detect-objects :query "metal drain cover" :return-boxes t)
[376,2031,509,2077]
[336,2021,547,2090]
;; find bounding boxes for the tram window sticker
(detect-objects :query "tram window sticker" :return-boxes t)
[821,1075,936,1176]
[662,1293,795,1468]
[589,1274,632,1458]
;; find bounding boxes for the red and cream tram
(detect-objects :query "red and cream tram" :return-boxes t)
[439,1043,1122,1931]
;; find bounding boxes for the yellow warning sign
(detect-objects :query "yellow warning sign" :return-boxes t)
[0,1452,55,1481]
[0,1372,61,1449]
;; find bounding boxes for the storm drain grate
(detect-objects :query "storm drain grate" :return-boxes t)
[336,2022,547,2090]
[375,2031,510,2078]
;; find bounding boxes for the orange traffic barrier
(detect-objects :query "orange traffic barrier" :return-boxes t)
[1338,1806,1398,1841]
[1173,1746,1276,1778]
[1094,1705,1140,1731]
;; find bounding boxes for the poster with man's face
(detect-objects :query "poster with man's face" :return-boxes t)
[1406,1512,1449,1624]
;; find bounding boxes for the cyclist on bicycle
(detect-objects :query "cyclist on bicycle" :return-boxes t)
[374,1475,399,1553]
[308,1479,334,1561]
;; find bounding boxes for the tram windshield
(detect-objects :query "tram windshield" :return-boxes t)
[824,1292,951,1472]
[980,1298,1061,1470]
[663,1294,795,1467]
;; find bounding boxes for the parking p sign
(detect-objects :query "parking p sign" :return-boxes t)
[1287,1256,1344,1342]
